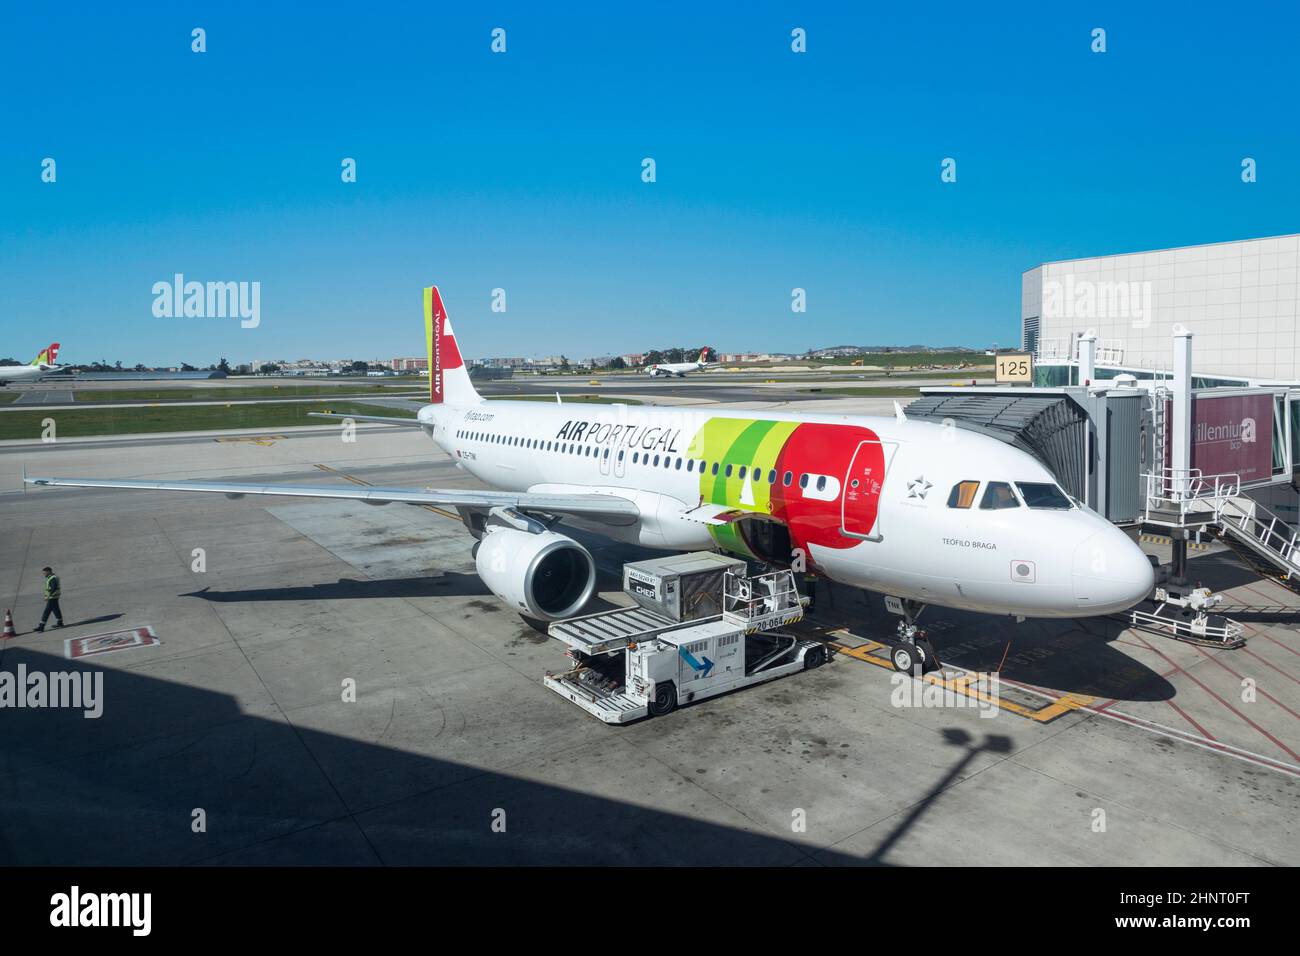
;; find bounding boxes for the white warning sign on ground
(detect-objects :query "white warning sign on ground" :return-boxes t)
[64,626,160,660]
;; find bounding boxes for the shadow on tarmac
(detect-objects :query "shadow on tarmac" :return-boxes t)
[0,645,886,866]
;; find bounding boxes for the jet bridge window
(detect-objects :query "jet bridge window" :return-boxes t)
[1015,482,1073,510]
[980,481,1020,510]
[947,480,980,509]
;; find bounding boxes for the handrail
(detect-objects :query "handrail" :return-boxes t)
[1142,467,1241,518]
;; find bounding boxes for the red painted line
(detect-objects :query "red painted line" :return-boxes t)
[1164,696,1216,740]
[1188,642,1300,720]
[1132,632,1299,762]
[995,674,1300,776]
[1086,705,1300,778]
[1239,641,1300,686]
[1231,583,1300,657]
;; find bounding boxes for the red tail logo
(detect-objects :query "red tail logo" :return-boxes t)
[47,342,60,364]
[430,291,444,404]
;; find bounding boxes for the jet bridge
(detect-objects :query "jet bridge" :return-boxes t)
[907,386,1145,523]
[918,327,1300,607]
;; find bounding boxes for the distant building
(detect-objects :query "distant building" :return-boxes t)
[389,357,428,371]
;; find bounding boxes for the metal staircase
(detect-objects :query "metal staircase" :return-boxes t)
[1144,465,1300,593]
[1212,496,1300,592]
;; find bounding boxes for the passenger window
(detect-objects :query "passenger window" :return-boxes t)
[618,450,624,461]
[799,474,809,489]
[1016,482,1073,509]
[675,458,682,470]
[653,455,660,466]
[980,481,1020,510]
[711,462,718,476]
[738,466,747,480]
[686,459,694,472]
[947,480,980,509]
[725,464,733,477]
[783,471,792,486]
[768,470,776,484]
[816,476,827,492]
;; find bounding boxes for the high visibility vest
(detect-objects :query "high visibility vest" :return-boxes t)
[43,574,61,599]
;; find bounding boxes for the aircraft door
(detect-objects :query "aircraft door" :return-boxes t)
[599,446,611,477]
[841,440,895,540]
[614,448,627,478]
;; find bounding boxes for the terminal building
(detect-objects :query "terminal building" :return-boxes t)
[908,233,1300,599]
[1022,233,1300,387]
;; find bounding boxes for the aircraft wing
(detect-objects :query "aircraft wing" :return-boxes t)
[23,476,641,525]
[307,411,427,427]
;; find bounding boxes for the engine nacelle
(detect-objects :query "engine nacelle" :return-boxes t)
[474,527,597,621]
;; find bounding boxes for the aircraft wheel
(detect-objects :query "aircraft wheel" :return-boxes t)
[891,643,921,674]
[647,681,677,717]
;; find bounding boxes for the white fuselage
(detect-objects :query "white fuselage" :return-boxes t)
[0,363,58,384]
[417,399,1153,619]
[645,361,706,377]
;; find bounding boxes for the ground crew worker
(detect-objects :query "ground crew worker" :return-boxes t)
[34,565,64,632]
[802,571,817,613]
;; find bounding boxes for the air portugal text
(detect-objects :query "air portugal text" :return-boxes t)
[555,419,684,454]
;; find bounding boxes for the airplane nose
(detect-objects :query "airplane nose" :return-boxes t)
[1071,528,1155,613]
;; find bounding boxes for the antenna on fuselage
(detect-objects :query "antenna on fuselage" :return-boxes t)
[555,391,562,404]
[894,401,907,424]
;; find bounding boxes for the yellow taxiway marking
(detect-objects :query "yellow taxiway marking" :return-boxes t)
[824,627,1095,723]
[312,463,462,521]
[215,435,286,446]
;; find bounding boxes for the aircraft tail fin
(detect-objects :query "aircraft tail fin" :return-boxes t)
[698,346,711,364]
[424,287,481,405]
[32,343,60,366]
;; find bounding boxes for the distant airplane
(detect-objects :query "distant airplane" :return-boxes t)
[29,288,1153,673]
[0,343,63,385]
[644,347,713,377]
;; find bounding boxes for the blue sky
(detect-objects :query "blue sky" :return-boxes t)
[2,2,1297,366]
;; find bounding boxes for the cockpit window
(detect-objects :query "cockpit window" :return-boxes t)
[1016,482,1073,509]
[947,480,980,509]
[980,481,1020,510]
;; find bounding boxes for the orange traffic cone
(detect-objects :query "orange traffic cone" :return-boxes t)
[2,609,15,640]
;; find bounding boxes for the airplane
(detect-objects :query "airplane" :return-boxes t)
[27,288,1153,671]
[0,343,63,385]
[644,346,713,377]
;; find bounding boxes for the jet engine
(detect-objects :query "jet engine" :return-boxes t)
[474,519,597,622]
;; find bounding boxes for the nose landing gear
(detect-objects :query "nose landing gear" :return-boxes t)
[885,597,941,675]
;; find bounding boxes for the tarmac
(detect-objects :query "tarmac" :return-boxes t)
[0,399,1296,866]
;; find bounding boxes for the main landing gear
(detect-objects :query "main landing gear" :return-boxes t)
[885,597,940,675]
